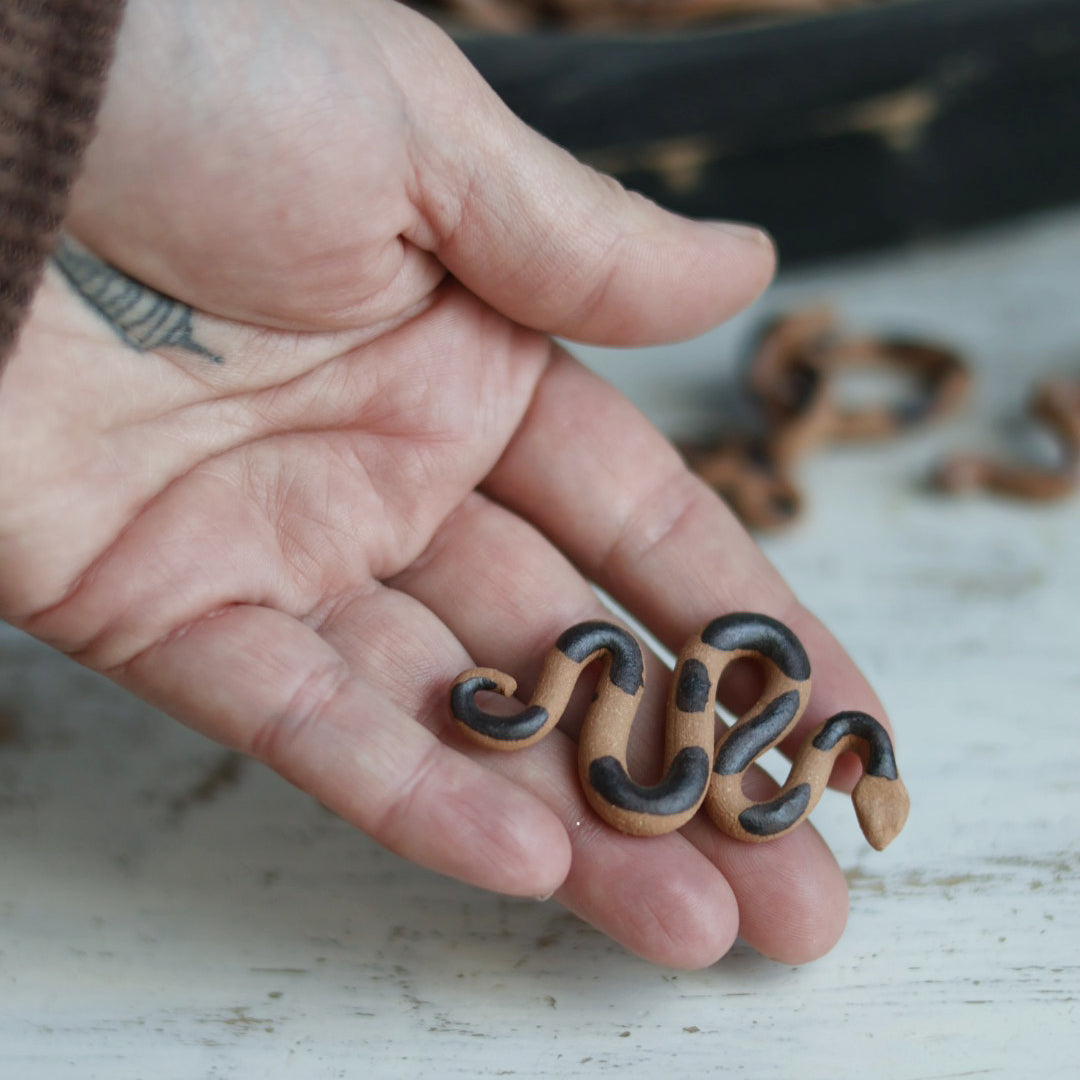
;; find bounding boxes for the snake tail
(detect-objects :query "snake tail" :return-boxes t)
[451,621,714,835]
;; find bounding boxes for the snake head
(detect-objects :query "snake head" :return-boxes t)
[852,773,911,850]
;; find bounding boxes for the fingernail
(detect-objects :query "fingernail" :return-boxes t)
[711,220,777,252]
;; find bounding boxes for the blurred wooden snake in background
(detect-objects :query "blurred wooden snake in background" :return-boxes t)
[450,612,909,849]
[933,376,1080,500]
[683,308,971,529]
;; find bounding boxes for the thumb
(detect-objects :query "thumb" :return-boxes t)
[406,35,776,347]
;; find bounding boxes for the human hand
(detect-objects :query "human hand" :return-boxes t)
[0,0,885,967]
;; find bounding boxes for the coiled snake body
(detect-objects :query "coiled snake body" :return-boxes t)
[451,613,908,849]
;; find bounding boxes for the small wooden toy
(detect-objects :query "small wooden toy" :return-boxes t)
[685,309,970,529]
[933,376,1080,501]
[429,0,863,33]
[450,612,909,849]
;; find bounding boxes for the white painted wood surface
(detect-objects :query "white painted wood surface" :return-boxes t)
[3,207,1079,1078]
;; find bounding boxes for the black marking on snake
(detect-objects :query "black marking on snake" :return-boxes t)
[675,658,712,713]
[588,747,711,816]
[713,689,801,775]
[701,613,811,681]
[52,235,222,363]
[556,622,644,695]
[738,783,812,836]
[770,492,799,518]
[894,391,935,425]
[774,359,822,414]
[746,438,779,471]
[813,711,899,779]
[450,677,549,742]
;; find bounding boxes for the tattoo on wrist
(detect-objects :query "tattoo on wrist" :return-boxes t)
[51,235,222,363]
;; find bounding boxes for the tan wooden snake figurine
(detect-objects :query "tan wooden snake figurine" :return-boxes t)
[933,376,1080,501]
[450,612,909,849]
[685,309,971,529]
[428,0,865,33]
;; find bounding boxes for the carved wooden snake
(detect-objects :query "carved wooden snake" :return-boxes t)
[429,1,864,34]
[450,612,908,849]
[684,309,971,529]
[933,377,1080,500]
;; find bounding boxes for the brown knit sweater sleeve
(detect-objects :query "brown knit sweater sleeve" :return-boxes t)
[0,0,126,364]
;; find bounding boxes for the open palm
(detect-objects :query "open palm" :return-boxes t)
[0,0,885,968]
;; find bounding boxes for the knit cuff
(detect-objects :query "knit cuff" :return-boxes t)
[0,0,127,363]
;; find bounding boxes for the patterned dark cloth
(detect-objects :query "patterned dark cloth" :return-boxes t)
[0,0,126,363]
